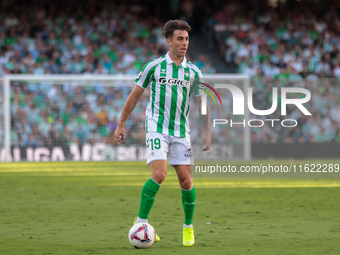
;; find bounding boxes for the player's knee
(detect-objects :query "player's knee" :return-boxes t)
[180,178,193,190]
[152,171,167,184]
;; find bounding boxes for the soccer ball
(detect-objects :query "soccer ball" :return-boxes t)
[128,223,156,249]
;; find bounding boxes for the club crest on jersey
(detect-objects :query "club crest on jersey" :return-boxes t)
[184,71,190,77]
[158,77,190,87]
[137,71,143,79]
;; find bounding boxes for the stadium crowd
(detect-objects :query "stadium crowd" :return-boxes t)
[205,0,340,143]
[0,0,339,150]
[0,1,213,76]
[0,0,213,149]
[209,0,340,79]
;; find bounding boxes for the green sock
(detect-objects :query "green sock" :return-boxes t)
[182,186,196,225]
[137,178,161,219]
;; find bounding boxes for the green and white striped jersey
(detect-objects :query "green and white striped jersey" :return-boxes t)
[135,52,203,138]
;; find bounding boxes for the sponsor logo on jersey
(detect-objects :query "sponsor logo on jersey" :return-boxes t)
[137,71,143,79]
[184,148,192,157]
[160,69,166,73]
[159,77,167,84]
[158,77,190,87]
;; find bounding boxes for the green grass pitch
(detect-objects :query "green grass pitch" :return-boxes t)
[0,160,340,255]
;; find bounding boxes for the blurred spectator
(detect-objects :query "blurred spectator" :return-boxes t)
[74,123,87,144]
[97,105,109,136]
[24,134,39,147]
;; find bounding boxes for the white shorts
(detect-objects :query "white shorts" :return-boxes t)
[146,132,194,167]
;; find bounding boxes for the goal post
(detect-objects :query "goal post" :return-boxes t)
[0,74,250,162]
[0,78,4,160]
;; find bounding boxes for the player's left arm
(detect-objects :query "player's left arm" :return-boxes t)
[196,95,211,151]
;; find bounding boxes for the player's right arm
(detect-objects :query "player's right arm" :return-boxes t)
[114,59,158,145]
[113,85,145,146]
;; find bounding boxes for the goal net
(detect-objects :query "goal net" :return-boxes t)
[0,74,250,162]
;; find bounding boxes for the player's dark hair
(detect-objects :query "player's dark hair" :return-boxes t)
[163,20,191,39]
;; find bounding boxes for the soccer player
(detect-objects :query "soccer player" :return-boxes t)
[113,19,211,247]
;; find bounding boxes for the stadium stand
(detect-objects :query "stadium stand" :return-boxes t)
[207,0,340,143]
[0,0,339,153]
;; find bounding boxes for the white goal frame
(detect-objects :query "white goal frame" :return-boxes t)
[1,74,250,162]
